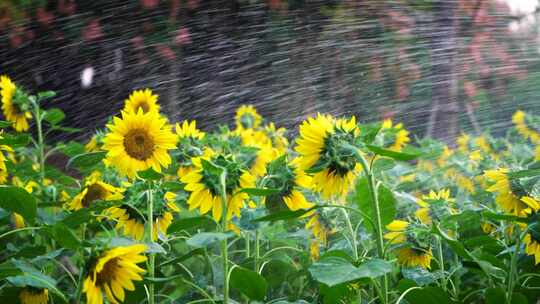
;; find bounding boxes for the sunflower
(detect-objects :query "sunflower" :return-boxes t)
[181,154,255,222]
[263,157,313,212]
[235,105,262,130]
[395,247,433,269]
[484,169,532,216]
[11,213,25,229]
[0,75,32,132]
[381,119,410,152]
[66,172,124,211]
[238,128,274,177]
[83,244,147,304]
[295,114,360,199]
[19,287,49,304]
[176,120,205,140]
[384,220,433,269]
[264,123,289,156]
[456,133,470,153]
[102,110,177,178]
[85,135,100,152]
[415,189,455,225]
[123,89,160,114]
[524,232,540,265]
[105,205,146,241]
[152,211,174,241]
[164,191,181,212]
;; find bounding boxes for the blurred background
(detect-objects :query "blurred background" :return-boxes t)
[0,0,539,143]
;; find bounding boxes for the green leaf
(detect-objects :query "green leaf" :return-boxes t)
[485,287,506,304]
[7,260,67,303]
[43,108,65,125]
[137,168,164,180]
[482,211,529,223]
[507,169,540,179]
[66,151,106,170]
[162,181,184,192]
[359,123,381,144]
[237,188,281,196]
[0,120,12,128]
[186,232,230,248]
[309,257,392,287]
[402,286,458,304]
[230,266,268,301]
[0,133,30,147]
[159,248,205,267]
[37,91,56,100]
[402,267,443,286]
[354,178,395,231]
[0,262,22,280]
[0,186,37,223]
[44,223,81,250]
[366,144,420,161]
[167,216,217,234]
[253,206,315,222]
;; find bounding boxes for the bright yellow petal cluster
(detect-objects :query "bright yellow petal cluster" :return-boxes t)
[176,120,205,140]
[1,75,32,132]
[524,233,540,265]
[396,247,433,269]
[384,220,408,244]
[123,89,160,114]
[83,244,147,304]
[105,206,146,240]
[66,172,124,211]
[102,110,177,178]
[295,113,334,171]
[235,104,262,130]
[484,169,530,216]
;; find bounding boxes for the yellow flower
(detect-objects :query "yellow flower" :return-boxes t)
[535,145,540,161]
[83,244,147,304]
[152,211,174,241]
[384,220,408,244]
[105,206,146,241]
[484,169,531,216]
[19,287,49,304]
[264,123,289,156]
[1,75,32,132]
[235,105,262,130]
[381,119,410,152]
[309,240,320,261]
[66,172,124,211]
[11,212,25,229]
[457,133,470,153]
[524,233,540,265]
[415,189,455,225]
[295,114,359,199]
[474,136,492,154]
[175,120,205,140]
[123,89,159,114]
[396,247,433,269]
[102,110,177,178]
[238,128,274,177]
[181,155,256,222]
[85,135,100,152]
[164,191,181,212]
[469,150,483,162]
[306,213,331,245]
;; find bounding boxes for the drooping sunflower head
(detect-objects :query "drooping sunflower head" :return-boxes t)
[295,114,360,199]
[396,247,433,269]
[235,105,262,130]
[0,75,32,132]
[264,122,289,156]
[105,205,146,240]
[305,211,332,246]
[236,128,274,177]
[123,89,160,114]
[102,110,177,178]
[263,156,313,212]
[152,211,174,241]
[484,168,533,216]
[19,287,49,304]
[456,133,470,152]
[66,172,124,211]
[181,154,255,222]
[524,223,540,265]
[83,244,147,304]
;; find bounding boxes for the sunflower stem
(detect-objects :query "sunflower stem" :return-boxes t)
[359,154,388,304]
[219,170,230,304]
[254,229,260,273]
[341,208,358,261]
[30,98,45,185]
[437,235,447,291]
[505,226,522,304]
[146,185,155,304]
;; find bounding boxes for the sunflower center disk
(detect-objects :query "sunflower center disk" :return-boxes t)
[135,102,149,113]
[82,183,107,207]
[96,257,119,286]
[124,129,155,160]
